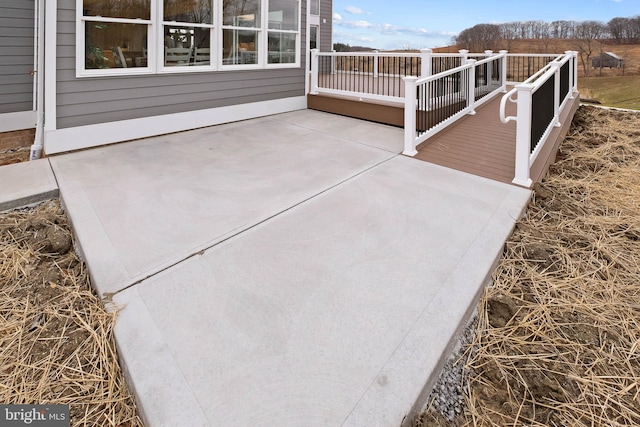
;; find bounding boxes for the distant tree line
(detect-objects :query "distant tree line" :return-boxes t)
[332,43,376,52]
[455,16,640,51]
[454,16,640,77]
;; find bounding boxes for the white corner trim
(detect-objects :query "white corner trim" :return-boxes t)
[0,111,37,132]
[43,96,307,154]
[44,0,57,132]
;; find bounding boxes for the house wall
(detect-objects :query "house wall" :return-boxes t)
[319,0,333,52]
[0,0,36,136]
[55,0,308,130]
[0,0,35,116]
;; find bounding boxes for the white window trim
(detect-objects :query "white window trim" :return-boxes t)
[75,0,301,78]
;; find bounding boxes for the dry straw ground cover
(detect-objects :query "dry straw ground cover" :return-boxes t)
[418,105,640,426]
[0,200,143,426]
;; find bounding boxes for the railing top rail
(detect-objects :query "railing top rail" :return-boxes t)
[506,53,564,58]
[432,53,465,57]
[415,61,471,85]
[519,52,572,88]
[474,52,506,66]
[315,51,420,57]
[413,52,506,85]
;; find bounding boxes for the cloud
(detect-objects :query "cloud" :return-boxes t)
[339,20,374,29]
[334,18,456,40]
[345,6,365,14]
[333,13,342,21]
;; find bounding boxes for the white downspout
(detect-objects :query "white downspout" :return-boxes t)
[31,0,45,160]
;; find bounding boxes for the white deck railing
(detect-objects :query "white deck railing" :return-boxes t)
[309,49,578,186]
[500,51,579,187]
[402,52,508,155]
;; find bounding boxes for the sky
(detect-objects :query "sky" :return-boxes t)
[331,0,640,50]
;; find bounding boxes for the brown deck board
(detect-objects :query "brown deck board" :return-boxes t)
[414,95,518,184]
[311,77,581,186]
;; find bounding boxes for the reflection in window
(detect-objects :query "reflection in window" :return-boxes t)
[164,27,211,66]
[85,22,148,69]
[223,0,261,27]
[163,1,214,67]
[268,0,298,31]
[164,0,212,24]
[83,0,151,19]
[79,0,299,74]
[223,29,259,64]
[268,32,296,64]
[310,0,319,16]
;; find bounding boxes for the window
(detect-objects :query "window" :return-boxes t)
[77,0,300,76]
[163,0,214,68]
[267,0,298,64]
[81,0,151,73]
[222,0,261,65]
[310,0,319,16]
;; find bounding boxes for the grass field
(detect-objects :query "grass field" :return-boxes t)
[579,75,640,110]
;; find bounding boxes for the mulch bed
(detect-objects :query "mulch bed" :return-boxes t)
[0,200,143,426]
[417,105,640,426]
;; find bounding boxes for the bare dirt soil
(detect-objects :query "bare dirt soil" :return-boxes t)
[417,105,640,426]
[0,200,143,426]
[0,149,30,166]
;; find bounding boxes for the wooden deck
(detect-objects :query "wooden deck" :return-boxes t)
[414,95,517,184]
[309,90,581,186]
[415,93,580,185]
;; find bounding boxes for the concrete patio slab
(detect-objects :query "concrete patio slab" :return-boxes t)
[41,110,532,426]
[273,109,404,153]
[50,111,402,296]
[112,156,530,426]
[0,158,58,212]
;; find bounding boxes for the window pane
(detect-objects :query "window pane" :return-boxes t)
[83,0,150,20]
[164,26,211,66]
[309,26,318,50]
[268,0,298,31]
[310,0,319,15]
[85,22,148,69]
[223,29,258,64]
[223,0,260,27]
[268,32,296,63]
[164,0,212,24]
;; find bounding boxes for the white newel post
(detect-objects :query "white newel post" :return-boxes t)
[466,59,477,115]
[458,49,469,65]
[512,83,534,187]
[331,49,336,75]
[403,76,419,156]
[420,48,432,110]
[310,49,319,94]
[484,50,493,90]
[373,50,379,78]
[420,48,432,78]
[551,61,561,127]
[568,50,579,96]
[499,50,508,92]
[573,51,579,94]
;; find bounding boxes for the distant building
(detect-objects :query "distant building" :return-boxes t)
[592,52,624,69]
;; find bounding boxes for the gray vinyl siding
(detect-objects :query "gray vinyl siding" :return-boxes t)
[319,0,332,52]
[0,0,35,114]
[56,0,307,129]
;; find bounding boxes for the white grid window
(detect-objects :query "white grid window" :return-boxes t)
[77,0,300,77]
